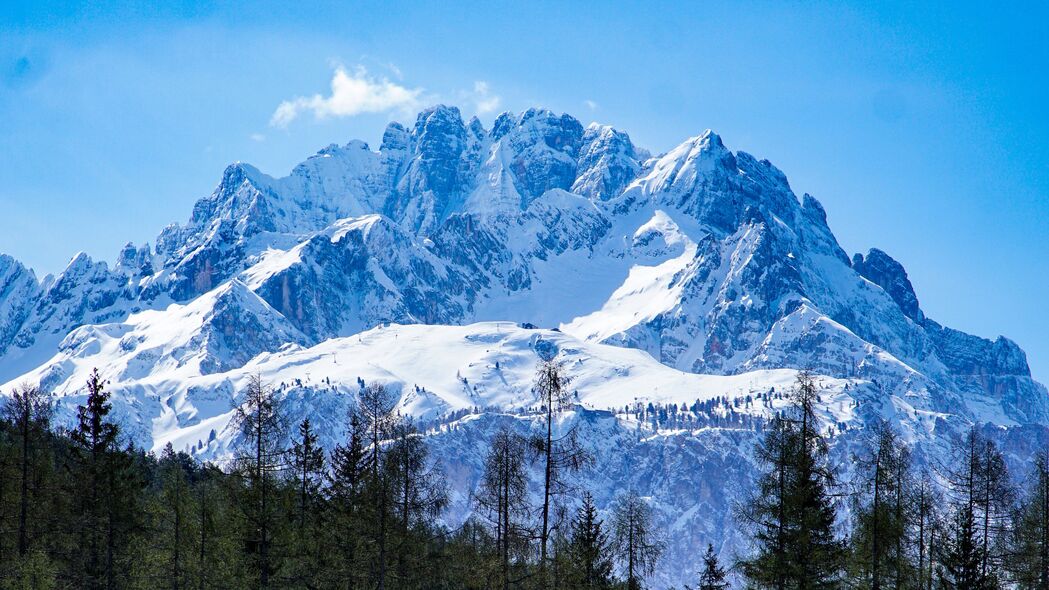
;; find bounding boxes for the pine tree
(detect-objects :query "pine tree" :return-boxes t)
[563,492,615,589]
[1008,450,1049,590]
[736,371,844,590]
[0,382,52,559]
[611,490,663,590]
[689,544,728,590]
[286,418,325,589]
[849,422,914,590]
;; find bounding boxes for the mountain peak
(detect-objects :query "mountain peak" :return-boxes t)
[853,248,924,322]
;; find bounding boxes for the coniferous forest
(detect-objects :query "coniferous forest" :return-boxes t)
[2,365,1049,590]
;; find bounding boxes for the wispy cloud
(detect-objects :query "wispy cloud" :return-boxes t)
[270,65,424,128]
[472,81,502,114]
[249,133,266,142]
[584,99,599,111]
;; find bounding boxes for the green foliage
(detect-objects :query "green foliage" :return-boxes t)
[847,422,916,590]
[688,544,728,590]
[736,372,845,590]
[563,492,617,589]
[5,367,1049,590]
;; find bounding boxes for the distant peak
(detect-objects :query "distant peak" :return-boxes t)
[381,121,410,152]
[853,248,924,322]
[413,104,464,131]
[692,129,725,149]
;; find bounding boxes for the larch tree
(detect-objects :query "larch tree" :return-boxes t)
[611,490,663,590]
[230,373,287,589]
[476,427,532,590]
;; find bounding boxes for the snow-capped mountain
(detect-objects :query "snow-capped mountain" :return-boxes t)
[1,105,1045,587]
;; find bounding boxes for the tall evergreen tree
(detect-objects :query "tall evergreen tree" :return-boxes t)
[149,444,199,590]
[193,461,240,590]
[326,411,369,589]
[689,544,729,590]
[737,372,844,590]
[1008,450,1049,590]
[286,418,325,589]
[849,422,914,590]
[355,383,399,590]
[1,382,52,558]
[563,492,615,590]
[67,368,145,590]
[937,427,1013,590]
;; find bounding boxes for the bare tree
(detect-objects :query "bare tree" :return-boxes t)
[612,491,664,590]
[533,358,593,585]
[230,373,286,589]
[476,427,533,590]
[388,418,447,587]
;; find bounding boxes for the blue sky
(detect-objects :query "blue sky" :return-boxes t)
[2,1,1047,380]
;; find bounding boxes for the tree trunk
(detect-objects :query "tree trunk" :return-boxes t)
[872,453,882,590]
[17,407,30,556]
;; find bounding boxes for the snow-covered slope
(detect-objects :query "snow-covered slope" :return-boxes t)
[0,105,1045,587]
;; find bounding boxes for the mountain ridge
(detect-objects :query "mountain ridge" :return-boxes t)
[0,105,1044,588]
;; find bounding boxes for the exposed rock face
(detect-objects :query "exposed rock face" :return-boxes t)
[1,106,1045,589]
[853,248,924,322]
[0,255,40,353]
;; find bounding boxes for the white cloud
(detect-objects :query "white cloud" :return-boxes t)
[270,66,424,128]
[472,81,502,114]
[249,133,266,142]
[584,99,599,111]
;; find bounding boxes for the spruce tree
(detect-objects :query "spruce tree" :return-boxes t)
[564,492,615,589]
[151,444,199,590]
[286,418,325,589]
[326,410,369,589]
[937,427,1013,590]
[691,544,728,590]
[1008,450,1049,590]
[737,371,844,590]
[67,368,133,590]
[0,382,52,559]
[355,383,399,590]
